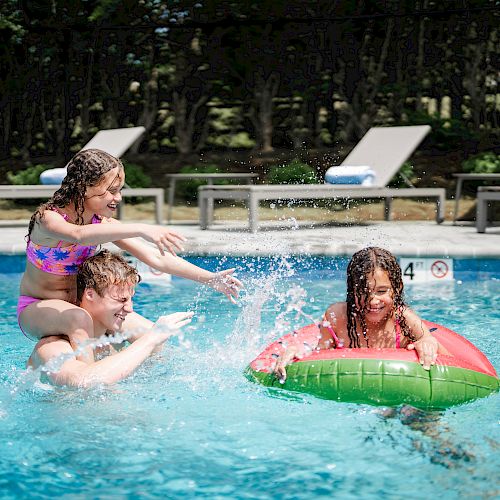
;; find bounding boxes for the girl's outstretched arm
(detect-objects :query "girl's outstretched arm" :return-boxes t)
[38,211,186,255]
[273,303,345,381]
[114,235,242,303]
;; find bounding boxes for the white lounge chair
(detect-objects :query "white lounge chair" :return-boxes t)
[40,126,146,184]
[1,126,165,224]
[198,125,446,232]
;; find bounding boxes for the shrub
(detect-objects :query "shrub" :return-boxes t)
[7,164,55,185]
[403,111,477,151]
[122,161,152,188]
[388,161,416,188]
[176,164,230,202]
[267,158,318,184]
[462,152,500,174]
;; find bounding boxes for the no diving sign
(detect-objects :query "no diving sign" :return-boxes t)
[399,258,454,283]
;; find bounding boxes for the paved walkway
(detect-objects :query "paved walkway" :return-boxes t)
[1,219,499,257]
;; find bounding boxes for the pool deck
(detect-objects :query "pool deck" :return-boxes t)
[0,219,499,257]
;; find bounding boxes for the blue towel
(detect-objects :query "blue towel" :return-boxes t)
[324,165,376,186]
[39,168,67,185]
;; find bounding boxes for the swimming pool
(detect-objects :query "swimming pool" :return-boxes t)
[0,255,498,498]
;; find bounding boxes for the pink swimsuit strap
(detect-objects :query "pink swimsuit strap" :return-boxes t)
[324,318,402,349]
[395,318,401,349]
[321,323,345,349]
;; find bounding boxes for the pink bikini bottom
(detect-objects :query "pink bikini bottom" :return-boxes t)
[17,295,41,340]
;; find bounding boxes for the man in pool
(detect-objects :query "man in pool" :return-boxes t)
[27,250,193,388]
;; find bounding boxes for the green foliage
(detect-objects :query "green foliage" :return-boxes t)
[209,131,255,149]
[176,164,229,202]
[267,159,318,185]
[404,112,477,151]
[122,161,152,188]
[7,164,55,185]
[462,152,500,174]
[388,161,416,188]
[205,107,255,149]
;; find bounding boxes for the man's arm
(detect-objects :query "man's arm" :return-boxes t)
[31,312,193,388]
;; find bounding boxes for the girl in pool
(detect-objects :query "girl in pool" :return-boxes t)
[18,148,242,359]
[274,246,449,381]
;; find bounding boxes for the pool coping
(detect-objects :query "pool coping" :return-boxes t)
[0,220,499,258]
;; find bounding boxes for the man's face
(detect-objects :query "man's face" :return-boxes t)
[86,283,135,334]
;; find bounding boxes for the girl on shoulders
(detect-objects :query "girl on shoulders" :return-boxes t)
[19,148,241,360]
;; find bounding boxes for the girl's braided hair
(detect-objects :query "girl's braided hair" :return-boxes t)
[27,149,123,240]
[346,246,411,348]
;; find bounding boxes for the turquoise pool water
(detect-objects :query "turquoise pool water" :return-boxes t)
[0,255,499,498]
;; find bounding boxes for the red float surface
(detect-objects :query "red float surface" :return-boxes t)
[250,321,498,378]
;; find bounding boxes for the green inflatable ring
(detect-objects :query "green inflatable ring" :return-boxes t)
[246,322,499,410]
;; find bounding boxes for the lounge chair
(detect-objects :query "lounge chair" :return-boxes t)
[476,186,500,233]
[198,125,446,232]
[1,126,165,224]
[40,126,146,184]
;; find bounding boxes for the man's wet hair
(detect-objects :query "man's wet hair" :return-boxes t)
[77,250,140,302]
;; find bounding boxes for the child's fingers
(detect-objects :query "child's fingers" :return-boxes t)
[174,318,192,329]
[158,237,177,256]
[227,293,237,305]
[229,276,243,288]
[155,241,166,256]
[219,267,236,275]
[165,235,184,253]
[276,366,287,383]
[169,311,194,321]
[219,268,244,287]
[166,230,187,242]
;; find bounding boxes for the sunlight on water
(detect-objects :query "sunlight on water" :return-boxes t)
[0,255,499,498]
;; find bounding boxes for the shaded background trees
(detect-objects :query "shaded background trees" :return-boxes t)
[0,0,498,168]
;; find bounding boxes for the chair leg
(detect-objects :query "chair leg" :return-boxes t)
[384,198,392,221]
[476,197,487,233]
[436,194,445,224]
[199,193,209,230]
[167,179,175,224]
[248,193,259,233]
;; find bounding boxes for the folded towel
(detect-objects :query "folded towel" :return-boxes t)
[324,165,376,186]
[39,167,67,185]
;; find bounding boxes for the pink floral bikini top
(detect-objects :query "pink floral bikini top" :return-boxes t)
[26,209,101,276]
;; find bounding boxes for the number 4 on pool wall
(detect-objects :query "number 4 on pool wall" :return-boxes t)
[404,262,415,280]
[399,258,454,283]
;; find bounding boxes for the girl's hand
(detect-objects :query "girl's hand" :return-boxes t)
[273,345,300,383]
[407,335,439,370]
[206,269,243,304]
[140,225,187,256]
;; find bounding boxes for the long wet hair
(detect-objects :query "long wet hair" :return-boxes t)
[27,149,123,240]
[346,247,412,347]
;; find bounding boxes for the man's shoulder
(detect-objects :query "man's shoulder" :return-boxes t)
[29,335,73,369]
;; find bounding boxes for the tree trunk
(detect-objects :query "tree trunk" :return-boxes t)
[253,72,280,153]
[80,34,98,145]
[415,0,428,113]
[130,63,159,154]
[173,90,209,155]
[19,87,38,163]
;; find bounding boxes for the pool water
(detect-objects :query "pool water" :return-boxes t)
[0,256,499,498]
